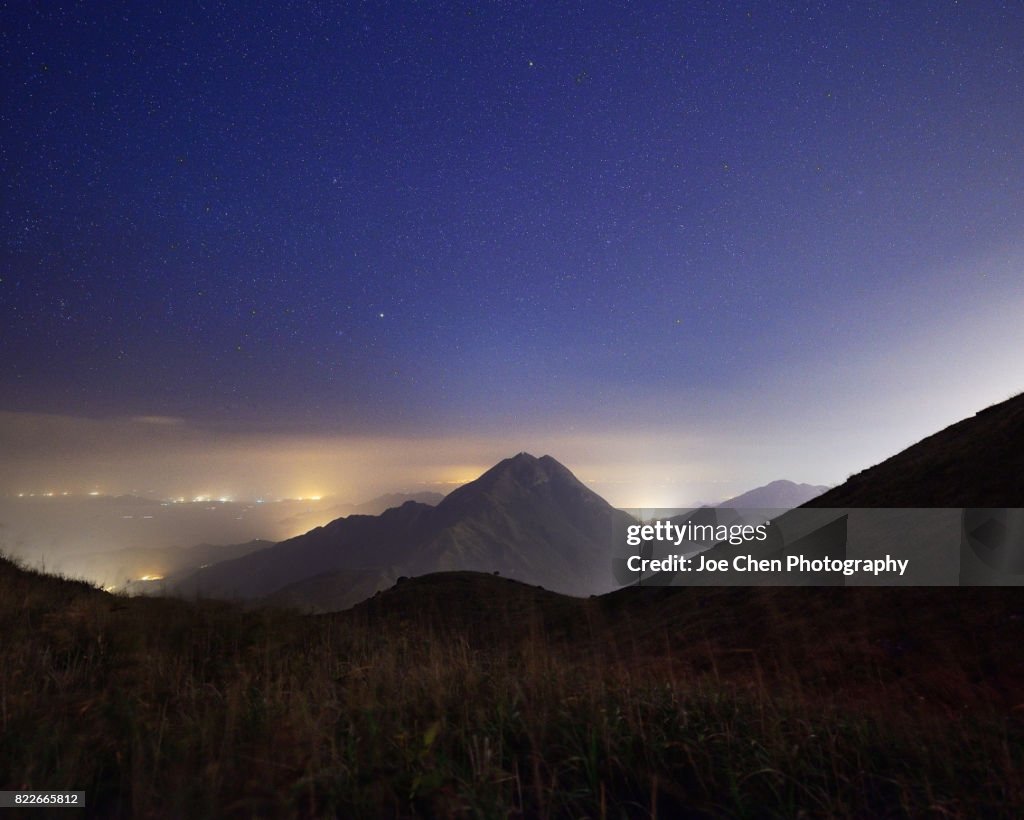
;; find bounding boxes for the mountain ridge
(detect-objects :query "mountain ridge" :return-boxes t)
[717,479,830,509]
[174,452,631,606]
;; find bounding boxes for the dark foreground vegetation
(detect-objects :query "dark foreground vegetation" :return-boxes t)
[2,557,1023,818]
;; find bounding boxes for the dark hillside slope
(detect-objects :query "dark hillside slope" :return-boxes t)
[337,570,1024,711]
[3,552,1023,816]
[0,553,104,607]
[804,392,1024,507]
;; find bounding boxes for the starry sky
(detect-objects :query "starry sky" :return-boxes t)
[2,2,1023,506]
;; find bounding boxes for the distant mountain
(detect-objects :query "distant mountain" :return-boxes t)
[58,539,273,589]
[356,491,446,514]
[717,480,829,509]
[275,491,445,532]
[175,453,632,608]
[804,391,1024,507]
[172,500,431,600]
[416,453,629,584]
[641,394,1024,588]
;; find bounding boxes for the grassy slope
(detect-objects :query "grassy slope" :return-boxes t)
[3,559,1022,818]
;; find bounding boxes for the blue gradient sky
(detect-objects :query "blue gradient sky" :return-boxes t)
[2,2,1022,505]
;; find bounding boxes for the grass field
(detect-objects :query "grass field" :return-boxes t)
[2,558,1022,818]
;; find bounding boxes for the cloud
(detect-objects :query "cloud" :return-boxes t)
[0,411,739,506]
[129,415,187,426]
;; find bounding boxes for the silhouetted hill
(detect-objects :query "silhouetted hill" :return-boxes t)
[346,571,580,636]
[0,552,104,604]
[804,391,1024,507]
[4,544,1024,816]
[338,570,1024,708]
[261,568,395,612]
[175,453,631,606]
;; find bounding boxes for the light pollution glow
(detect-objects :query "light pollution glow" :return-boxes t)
[1,268,1022,509]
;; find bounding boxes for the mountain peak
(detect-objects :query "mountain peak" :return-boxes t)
[508,451,540,466]
[717,479,830,509]
[466,452,577,490]
[431,452,607,528]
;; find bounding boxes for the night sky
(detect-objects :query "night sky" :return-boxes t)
[3,2,1023,505]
